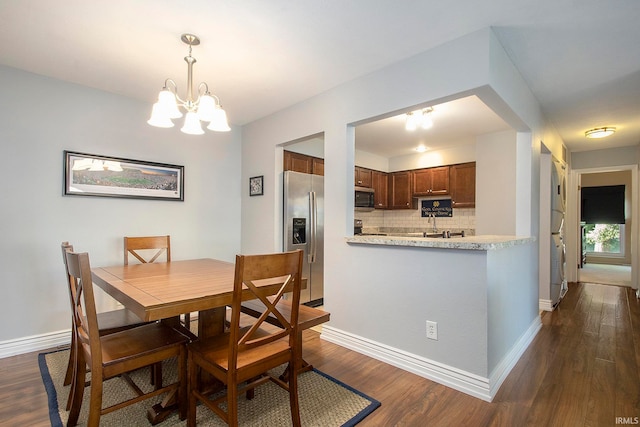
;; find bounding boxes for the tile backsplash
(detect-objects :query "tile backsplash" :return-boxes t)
[357,207,475,232]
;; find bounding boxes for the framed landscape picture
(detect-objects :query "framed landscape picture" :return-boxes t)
[63,151,184,201]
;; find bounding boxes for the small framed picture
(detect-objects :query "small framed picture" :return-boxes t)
[249,175,264,196]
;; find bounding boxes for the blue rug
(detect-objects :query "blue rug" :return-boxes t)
[39,348,380,426]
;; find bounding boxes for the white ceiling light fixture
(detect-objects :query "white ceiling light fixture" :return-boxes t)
[148,34,230,135]
[405,107,434,131]
[585,127,616,139]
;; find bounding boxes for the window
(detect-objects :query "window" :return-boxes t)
[583,223,624,255]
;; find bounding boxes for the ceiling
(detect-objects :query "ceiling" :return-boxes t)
[1,0,639,155]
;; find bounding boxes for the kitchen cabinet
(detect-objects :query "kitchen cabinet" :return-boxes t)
[450,162,476,208]
[312,157,324,176]
[355,166,372,187]
[412,166,450,196]
[389,171,416,209]
[371,170,389,209]
[283,150,324,176]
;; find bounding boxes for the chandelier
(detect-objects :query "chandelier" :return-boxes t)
[148,33,230,135]
[405,107,433,131]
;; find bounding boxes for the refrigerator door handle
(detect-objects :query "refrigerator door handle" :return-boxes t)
[309,191,317,263]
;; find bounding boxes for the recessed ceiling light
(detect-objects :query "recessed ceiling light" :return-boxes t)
[415,146,427,152]
[585,127,616,139]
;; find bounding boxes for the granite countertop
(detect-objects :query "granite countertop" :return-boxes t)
[346,234,535,250]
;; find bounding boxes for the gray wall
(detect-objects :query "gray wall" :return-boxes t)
[0,65,242,346]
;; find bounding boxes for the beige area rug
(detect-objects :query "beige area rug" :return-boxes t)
[579,263,631,287]
[39,349,379,426]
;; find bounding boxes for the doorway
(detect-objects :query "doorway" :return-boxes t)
[567,165,638,291]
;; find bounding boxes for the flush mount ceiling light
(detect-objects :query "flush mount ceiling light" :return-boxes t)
[585,127,616,139]
[405,108,434,131]
[148,33,230,135]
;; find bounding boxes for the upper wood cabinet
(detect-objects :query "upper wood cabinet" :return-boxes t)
[312,157,324,176]
[450,162,476,208]
[371,170,389,209]
[389,171,416,209]
[354,166,372,187]
[283,150,324,176]
[412,166,450,196]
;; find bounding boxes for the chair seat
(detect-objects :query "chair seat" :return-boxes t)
[96,309,149,335]
[101,323,188,378]
[189,328,291,383]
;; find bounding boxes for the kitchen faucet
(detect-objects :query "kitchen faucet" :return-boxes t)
[430,213,437,233]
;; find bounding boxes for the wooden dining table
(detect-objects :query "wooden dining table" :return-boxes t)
[90,257,308,424]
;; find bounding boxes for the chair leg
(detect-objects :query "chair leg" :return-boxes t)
[227,380,239,427]
[178,346,187,420]
[65,335,78,411]
[187,352,197,427]
[289,352,301,427]
[87,370,104,427]
[67,355,86,427]
[63,329,76,386]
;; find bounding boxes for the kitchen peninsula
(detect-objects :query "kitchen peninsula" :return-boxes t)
[347,234,534,250]
[325,231,539,402]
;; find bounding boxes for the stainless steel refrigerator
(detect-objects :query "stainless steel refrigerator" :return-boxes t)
[283,170,324,306]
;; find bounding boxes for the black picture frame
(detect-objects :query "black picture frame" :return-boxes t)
[249,175,264,196]
[63,150,184,201]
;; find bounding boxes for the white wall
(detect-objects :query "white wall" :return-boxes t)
[0,65,242,346]
[240,28,554,390]
[566,147,639,287]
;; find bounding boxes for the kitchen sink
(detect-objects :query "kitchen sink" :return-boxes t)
[423,230,466,238]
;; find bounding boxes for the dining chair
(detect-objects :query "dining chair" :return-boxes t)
[64,248,189,427]
[187,249,304,427]
[123,235,190,327]
[60,242,152,410]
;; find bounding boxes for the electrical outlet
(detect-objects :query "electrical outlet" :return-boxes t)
[426,320,438,340]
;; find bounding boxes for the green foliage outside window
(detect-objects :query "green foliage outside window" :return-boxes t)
[584,223,621,253]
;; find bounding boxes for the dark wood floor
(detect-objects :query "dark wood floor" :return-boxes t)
[1,282,639,426]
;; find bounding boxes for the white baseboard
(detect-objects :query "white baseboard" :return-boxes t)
[321,316,542,402]
[0,329,70,359]
[487,316,542,398]
[539,298,554,311]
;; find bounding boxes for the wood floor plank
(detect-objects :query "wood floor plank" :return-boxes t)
[1,282,639,426]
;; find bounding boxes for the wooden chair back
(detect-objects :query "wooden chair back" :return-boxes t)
[63,249,188,426]
[188,249,304,426]
[124,235,171,265]
[64,250,103,372]
[227,249,304,374]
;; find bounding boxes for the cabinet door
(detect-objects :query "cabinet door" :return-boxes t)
[390,171,415,209]
[430,166,450,195]
[312,157,324,176]
[412,169,432,196]
[450,162,475,208]
[355,167,372,187]
[371,170,388,209]
[284,151,312,174]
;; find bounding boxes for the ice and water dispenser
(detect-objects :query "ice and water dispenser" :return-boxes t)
[292,218,306,245]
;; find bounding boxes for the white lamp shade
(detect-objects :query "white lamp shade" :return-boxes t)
[157,89,183,119]
[148,103,175,128]
[197,94,216,122]
[181,111,205,135]
[405,112,417,131]
[206,106,231,132]
[421,111,433,129]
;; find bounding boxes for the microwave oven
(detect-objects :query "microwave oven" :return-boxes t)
[355,186,375,211]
